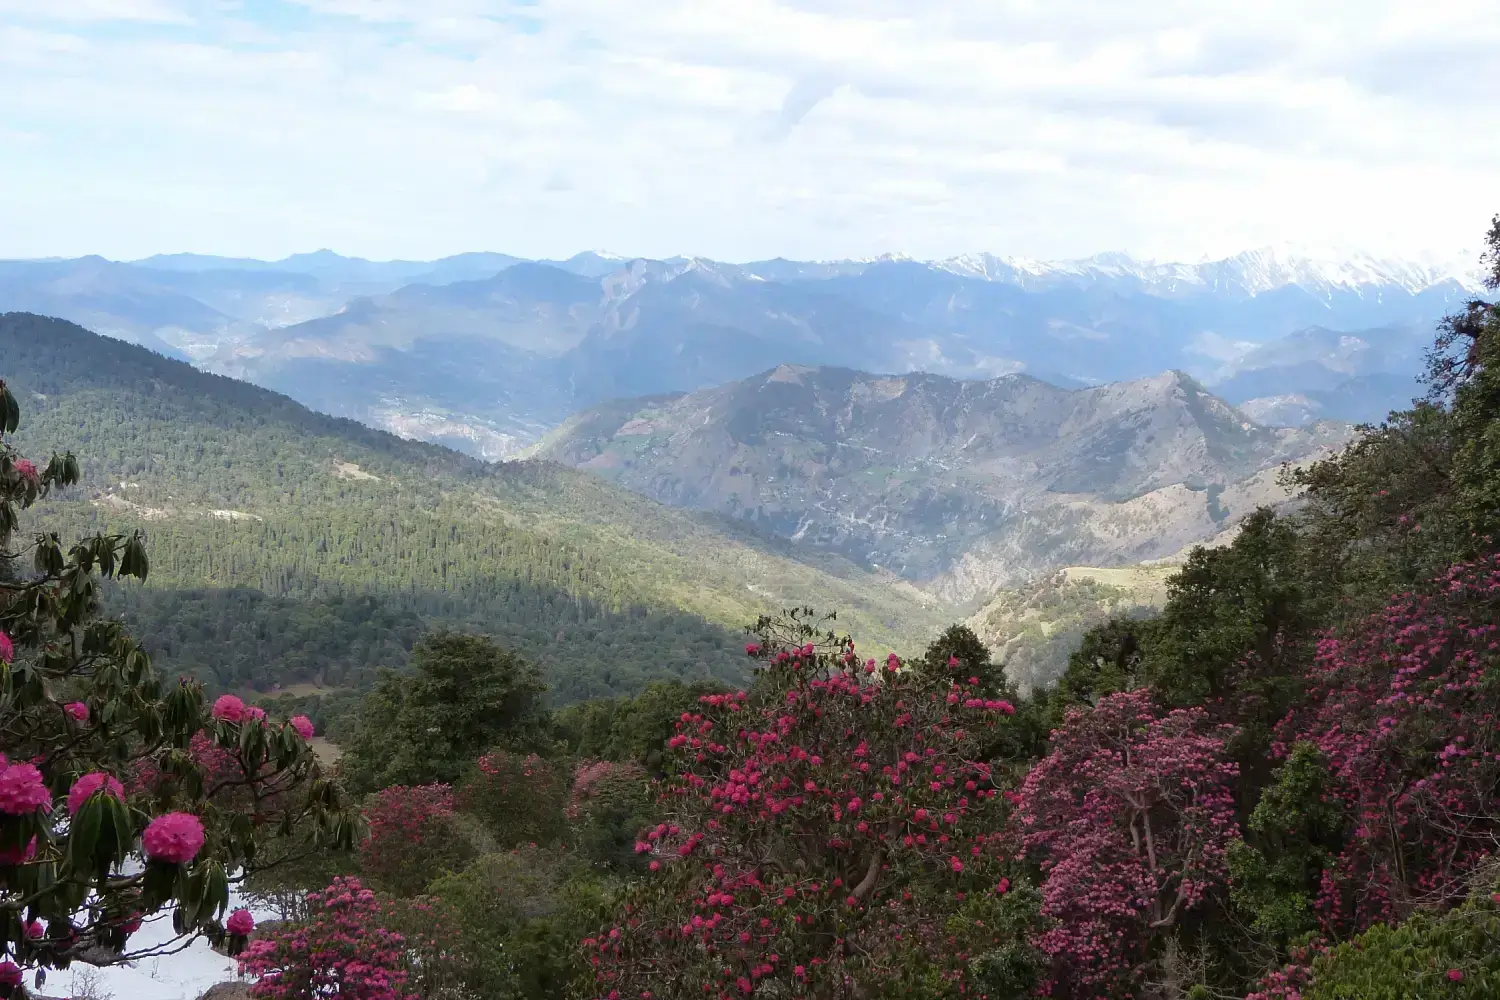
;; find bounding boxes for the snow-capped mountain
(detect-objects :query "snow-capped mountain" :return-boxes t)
[929,245,1481,298]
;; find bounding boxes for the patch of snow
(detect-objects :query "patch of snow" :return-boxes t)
[75,892,276,1000]
[929,244,1481,296]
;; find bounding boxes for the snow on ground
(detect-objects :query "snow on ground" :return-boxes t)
[62,893,275,1000]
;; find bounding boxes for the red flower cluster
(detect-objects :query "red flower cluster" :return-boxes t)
[142,812,206,865]
[66,771,125,816]
[360,783,460,892]
[591,631,1019,997]
[0,758,52,817]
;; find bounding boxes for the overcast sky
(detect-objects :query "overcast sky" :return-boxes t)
[2,0,1496,263]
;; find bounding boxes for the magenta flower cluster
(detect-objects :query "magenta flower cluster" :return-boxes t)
[239,877,417,1000]
[1012,688,1240,997]
[142,811,206,865]
[0,756,52,816]
[66,771,125,816]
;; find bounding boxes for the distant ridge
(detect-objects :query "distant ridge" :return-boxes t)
[0,244,1465,460]
[532,363,1348,601]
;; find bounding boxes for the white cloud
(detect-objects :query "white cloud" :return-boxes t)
[0,0,188,22]
[0,0,1495,263]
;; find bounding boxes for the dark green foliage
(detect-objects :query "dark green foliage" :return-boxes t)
[556,679,729,774]
[962,883,1047,998]
[1287,403,1465,605]
[1145,508,1312,718]
[1436,215,1500,542]
[423,848,615,1000]
[917,623,1003,690]
[107,581,744,705]
[569,777,654,874]
[1229,742,1347,946]
[339,632,551,792]
[110,587,425,691]
[1049,616,1150,708]
[1304,880,1500,999]
[457,751,570,849]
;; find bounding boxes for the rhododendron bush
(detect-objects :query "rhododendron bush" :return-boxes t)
[359,783,475,897]
[239,876,425,1000]
[1273,553,1500,935]
[0,379,356,982]
[587,611,1030,999]
[569,759,652,871]
[458,750,567,848]
[1011,688,1240,997]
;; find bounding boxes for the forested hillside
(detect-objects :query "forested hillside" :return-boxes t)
[0,312,948,701]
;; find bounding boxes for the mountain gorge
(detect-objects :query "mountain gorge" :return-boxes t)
[532,364,1344,601]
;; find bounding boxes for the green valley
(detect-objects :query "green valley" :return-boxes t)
[1,312,950,702]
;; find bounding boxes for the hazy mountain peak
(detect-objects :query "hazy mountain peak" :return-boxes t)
[533,362,1344,598]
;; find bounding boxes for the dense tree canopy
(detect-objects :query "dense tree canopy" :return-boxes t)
[339,631,552,793]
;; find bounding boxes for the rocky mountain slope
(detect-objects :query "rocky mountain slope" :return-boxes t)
[531,365,1346,602]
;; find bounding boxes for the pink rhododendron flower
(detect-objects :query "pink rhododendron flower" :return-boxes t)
[226,908,255,935]
[142,812,205,864]
[67,772,125,815]
[212,694,246,723]
[0,631,12,664]
[0,961,20,987]
[14,458,37,483]
[64,701,89,723]
[244,705,266,722]
[0,762,52,815]
[0,836,37,866]
[290,715,315,740]
[24,919,43,939]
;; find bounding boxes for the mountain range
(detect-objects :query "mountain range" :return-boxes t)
[0,246,1474,459]
[529,364,1344,602]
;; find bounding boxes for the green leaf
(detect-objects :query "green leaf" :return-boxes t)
[67,798,103,874]
[0,383,20,435]
[119,532,150,581]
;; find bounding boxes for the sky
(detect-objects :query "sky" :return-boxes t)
[1,0,1496,264]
